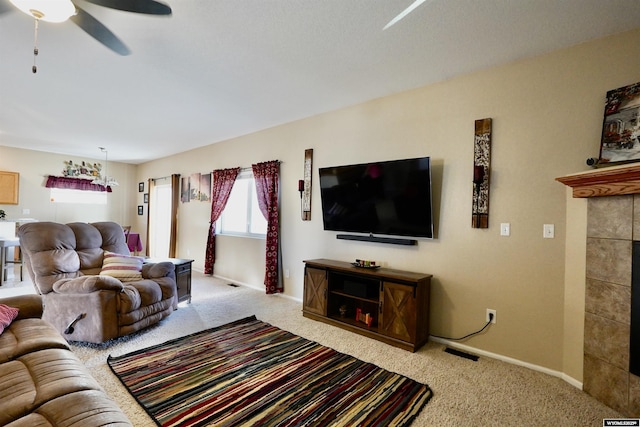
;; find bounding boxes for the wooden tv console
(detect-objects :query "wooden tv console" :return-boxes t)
[302,259,432,352]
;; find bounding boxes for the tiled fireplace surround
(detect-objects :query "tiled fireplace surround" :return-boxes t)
[558,164,640,415]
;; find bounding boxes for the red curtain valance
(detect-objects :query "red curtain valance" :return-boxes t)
[46,176,112,192]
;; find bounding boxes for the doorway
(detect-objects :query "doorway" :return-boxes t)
[149,180,172,258]
[146,174,180,259]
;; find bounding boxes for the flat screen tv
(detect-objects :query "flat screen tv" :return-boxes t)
[319,157,433,239]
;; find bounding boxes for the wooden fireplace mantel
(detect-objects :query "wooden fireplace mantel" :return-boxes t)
[556,163,640,198]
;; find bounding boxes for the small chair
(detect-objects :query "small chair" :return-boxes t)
[0,239,22,285]
[122,225,133,253]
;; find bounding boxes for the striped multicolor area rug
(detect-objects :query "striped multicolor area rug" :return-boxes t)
[108,316,432,427]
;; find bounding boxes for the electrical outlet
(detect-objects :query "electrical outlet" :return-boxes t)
[543,224,555,238]
[486,309,497,324]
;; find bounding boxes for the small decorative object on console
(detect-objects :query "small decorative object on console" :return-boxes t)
[339,304,348,317]
[352,259,379,269]
[356,308,374,327]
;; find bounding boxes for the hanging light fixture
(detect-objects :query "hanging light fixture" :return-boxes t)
[9,0,76,23]
[92,147,119,189]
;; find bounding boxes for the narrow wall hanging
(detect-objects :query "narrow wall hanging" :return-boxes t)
[472,118,492,228]
[300,149,313,220]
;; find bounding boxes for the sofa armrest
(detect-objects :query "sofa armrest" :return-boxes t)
[0,294,43,319]
[142,261,176,280]
[52,275,124,294]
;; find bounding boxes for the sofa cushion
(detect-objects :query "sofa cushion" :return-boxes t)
[100,251,143,282]
[5,389,133,427]
[0,359,37,425]
[0,319,70,364]
[7,390,131,427]
[67,222,106,270]
[0,304,19,335]
[0,348,105,426]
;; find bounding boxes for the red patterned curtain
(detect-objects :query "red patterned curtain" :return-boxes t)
[46,175,112,192]
[252,160,282,294]
[204,167,240,275]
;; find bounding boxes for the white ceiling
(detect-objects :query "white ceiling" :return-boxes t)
[1,0,640,164]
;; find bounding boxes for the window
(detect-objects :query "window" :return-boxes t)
[218,172,267,238]
[50,188,107,204]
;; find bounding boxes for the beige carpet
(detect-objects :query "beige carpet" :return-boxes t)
[1,270,622,426]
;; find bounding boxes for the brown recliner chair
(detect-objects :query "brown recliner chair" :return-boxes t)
[18,221,178,344]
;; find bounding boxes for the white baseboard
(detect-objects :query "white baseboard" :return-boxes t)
[429,336,583,390]
[206,271,582,389]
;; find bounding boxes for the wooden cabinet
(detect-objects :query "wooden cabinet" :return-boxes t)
[303,266,328,316]
[303,259,432,352]
[0,172,19,205]
[380,281,418,343]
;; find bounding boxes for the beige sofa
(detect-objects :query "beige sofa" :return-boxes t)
[0,294,132,426]
[18,221,177,344]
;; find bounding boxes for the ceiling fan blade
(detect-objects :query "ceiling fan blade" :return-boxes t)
[383,0,432,30]
[0,0,14,15]
[81,0,171,15]
[70,6,131,55]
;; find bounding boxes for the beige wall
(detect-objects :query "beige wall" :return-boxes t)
[0,146,137,225]
[4,28,640,383]
[138,28,640,381]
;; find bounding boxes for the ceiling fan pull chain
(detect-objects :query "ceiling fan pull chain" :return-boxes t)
[32,18,39,73]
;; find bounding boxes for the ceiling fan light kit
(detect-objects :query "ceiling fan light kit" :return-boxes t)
[9,0,75,22]
[5,0,172,73]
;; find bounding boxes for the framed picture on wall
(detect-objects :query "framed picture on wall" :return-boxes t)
[138,182,144,192]
[181,176,189,203]
[189,173,200,201]
[199,173,211,202]
[144,193,149,203]
[598,81,640,165]
[138,205,143,215]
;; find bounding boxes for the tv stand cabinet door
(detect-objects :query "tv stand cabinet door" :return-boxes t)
[304,267,328,316]
[380,281,417,344]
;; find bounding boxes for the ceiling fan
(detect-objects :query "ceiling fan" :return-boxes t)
[0,0,171,70]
